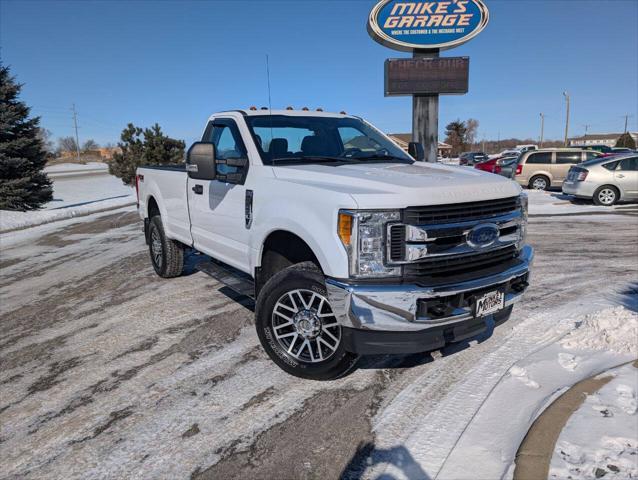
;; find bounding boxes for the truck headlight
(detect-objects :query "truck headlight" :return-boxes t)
[338,210,401,278]
[518,192,528,248]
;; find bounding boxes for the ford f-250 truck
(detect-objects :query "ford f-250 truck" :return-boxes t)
[136,108,533,380]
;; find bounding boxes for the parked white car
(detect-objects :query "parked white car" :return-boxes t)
[136,109,533,379]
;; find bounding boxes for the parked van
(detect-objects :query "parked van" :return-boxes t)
[514,148,601,190]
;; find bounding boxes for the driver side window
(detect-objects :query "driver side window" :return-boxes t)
[210,122,246,175]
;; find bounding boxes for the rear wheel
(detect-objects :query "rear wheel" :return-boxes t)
[593,185,619,206]
[255,262,359,380]
[148,216,184,278]
[529,175,550,191]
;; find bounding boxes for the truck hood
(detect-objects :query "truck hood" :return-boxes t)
[272,162,522,208]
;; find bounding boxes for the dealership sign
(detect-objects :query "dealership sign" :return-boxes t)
[368,0,490,51]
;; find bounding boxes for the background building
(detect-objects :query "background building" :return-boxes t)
[568,132,638,147]
[388,133,453,158]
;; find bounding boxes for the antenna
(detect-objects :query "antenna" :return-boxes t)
[265,54,274,146]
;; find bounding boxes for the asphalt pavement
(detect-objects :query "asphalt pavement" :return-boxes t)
[1,205,637,479]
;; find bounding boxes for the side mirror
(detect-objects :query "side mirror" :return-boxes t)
[216,156,248,184]
[186,142,216,180]
[408,142,425,162]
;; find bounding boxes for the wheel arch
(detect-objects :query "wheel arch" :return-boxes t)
[256,230,323,296]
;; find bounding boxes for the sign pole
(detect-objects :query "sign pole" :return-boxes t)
[412,49,439,162]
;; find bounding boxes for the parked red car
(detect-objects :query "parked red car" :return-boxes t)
[474,156,518,179]
[475,157,503,174]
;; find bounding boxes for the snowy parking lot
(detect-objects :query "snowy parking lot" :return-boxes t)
[0,193,637,479]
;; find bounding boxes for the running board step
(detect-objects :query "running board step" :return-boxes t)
[196,259,255,299]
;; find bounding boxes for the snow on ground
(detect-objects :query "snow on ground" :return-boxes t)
[0,164,134,233]
[549,363,638,480]
[361,300,638,480]
[527,190,636,216]
[435,305,637,480]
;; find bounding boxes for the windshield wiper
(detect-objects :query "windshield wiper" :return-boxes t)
[351,154,414,164]
[271,156,359,165]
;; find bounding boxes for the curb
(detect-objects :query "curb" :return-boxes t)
[513,359,637,480]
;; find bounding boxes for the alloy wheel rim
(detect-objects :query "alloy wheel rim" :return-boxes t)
[151,229,162,267]
[532,178,547,190]
[599,189,615,205]
[271,289,341,363]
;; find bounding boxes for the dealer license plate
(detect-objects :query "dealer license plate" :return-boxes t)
[475,290,505,317]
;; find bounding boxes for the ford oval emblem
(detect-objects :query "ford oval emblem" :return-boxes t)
[467,223,499,249]
[368,0,490,52]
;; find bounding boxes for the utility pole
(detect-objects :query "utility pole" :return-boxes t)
[71,103,81,163]
[582,124,591,136]
[622,114,633,133]
[539,113,545,148]
[563,91,570,147]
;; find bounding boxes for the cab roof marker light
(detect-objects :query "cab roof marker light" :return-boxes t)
[316,108,323,112]
[302,107,309,111]
[249,106,257,111]
[340,111,347,115]
[286,106,294,110]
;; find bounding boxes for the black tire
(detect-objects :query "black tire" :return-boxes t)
[529,175,550,191]
[148,215,184,278]
[255,262,359,380]
[593,185,619,206]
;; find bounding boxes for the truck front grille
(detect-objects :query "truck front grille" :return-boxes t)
[404,196,519,225]
[403,245,518,280]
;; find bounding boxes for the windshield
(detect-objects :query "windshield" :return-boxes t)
[244,115,413,165]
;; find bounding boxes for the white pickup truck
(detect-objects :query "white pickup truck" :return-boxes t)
[136,109,533,380]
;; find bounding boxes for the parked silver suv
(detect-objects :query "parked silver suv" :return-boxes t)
[562,154,638,205]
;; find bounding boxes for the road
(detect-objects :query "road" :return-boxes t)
[1,203,637,479]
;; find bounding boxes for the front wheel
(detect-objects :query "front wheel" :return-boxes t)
[593,185,619,206]
[255,262,359,380]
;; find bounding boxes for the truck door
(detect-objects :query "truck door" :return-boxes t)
[188,118,252,272]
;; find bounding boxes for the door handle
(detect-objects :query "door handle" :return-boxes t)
[192,184,203,194]
[617,174,625,178]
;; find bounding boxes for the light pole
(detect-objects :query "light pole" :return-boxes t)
[539,113,545,148]
[563,92,570,147]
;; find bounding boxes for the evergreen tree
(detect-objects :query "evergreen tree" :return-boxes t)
[615,132,636,149]
[108,123,185,186]
[0,64,53,210]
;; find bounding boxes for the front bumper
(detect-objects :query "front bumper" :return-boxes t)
[326,245,533,352]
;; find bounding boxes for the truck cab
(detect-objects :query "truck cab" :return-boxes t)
[137,108,533,380]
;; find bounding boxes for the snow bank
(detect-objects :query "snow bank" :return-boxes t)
[1,165,135,233]
[561,306,638,355]
[549,363,638,480]
[0,196,135,233]
[45,162,108,176]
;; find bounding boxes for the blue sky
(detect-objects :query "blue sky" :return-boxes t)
[1,0,637,146]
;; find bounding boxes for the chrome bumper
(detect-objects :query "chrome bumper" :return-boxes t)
[326,245,534,332]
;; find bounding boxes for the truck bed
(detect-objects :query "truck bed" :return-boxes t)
[137,165,192,246]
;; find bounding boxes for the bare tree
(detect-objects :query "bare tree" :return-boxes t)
[465,118,479,145]
[36,128,55,154]
[82,139,100,151]
[57,136,78,153]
